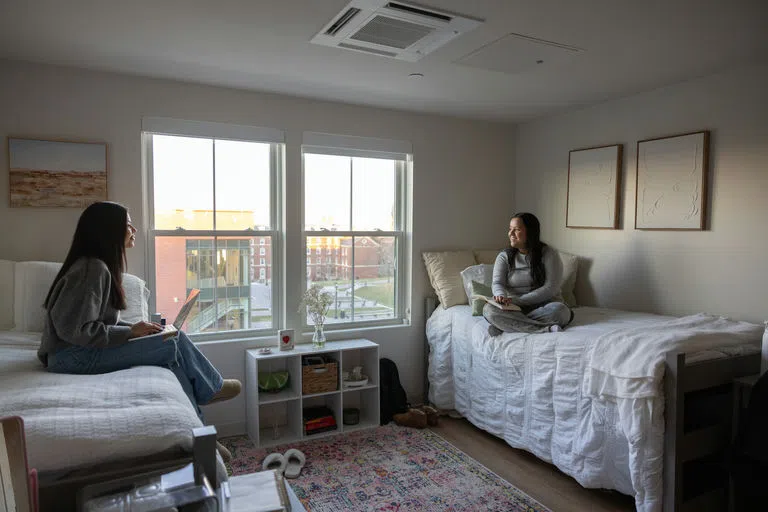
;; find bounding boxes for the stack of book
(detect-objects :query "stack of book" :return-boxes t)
[303,406,337,436]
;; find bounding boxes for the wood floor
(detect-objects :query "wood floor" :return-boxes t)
[430,417,636,512]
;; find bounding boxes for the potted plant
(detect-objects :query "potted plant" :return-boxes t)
[299,285,333,348]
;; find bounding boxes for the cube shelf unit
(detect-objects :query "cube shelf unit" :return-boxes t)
[246,339,379,448]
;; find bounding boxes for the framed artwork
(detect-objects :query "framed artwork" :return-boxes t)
[635,131,709,230]
[8,137,108,208]
[566,144,622,229]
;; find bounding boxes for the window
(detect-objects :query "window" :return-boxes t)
[302,132,410,328]
[259,247,265,256]
[260,257,265,266]
[143,117,283,339]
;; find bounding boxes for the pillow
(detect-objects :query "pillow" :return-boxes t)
[0,260,15,329]
[122,273,150,323]
[460,264,494,304]
[13,261,62,332]
[557,250,579,308]
[469,280,493,316]
[422,251,476,308]
[474,250,500,265]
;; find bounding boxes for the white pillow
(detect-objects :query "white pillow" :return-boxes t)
[13,261,63,332]
[558,250,579,308]
[122,273,150,323]
[0,260,15,329]
[422,251,476,308]
[460,264,494,303]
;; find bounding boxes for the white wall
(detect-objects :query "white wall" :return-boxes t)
[514,62,768,323]
[0,60,515,435]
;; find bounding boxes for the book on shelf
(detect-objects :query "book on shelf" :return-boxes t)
[470,294,522,311]
[305,425,338,436]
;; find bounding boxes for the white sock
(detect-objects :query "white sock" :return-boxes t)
[549,325,563,332]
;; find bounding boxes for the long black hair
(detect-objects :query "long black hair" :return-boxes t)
[44,201,128,310]
[504,212,548,289]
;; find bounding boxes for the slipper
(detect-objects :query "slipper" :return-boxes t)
[262,452,286,473]
[283,448,306,479]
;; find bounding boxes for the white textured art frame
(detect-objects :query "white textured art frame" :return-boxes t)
[566,144,622,229]
[635,131,709,230]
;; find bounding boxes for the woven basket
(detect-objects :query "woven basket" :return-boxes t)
[302,362,338,395]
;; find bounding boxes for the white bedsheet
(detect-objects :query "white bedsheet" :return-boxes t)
[426,306,761,512]
[0,334,203,474]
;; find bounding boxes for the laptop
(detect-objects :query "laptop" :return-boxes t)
[134,289,200,341]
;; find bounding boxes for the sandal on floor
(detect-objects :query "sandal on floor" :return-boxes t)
[283,448,306,479]
[262,452,287,473]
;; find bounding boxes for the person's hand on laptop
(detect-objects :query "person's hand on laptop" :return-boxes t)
[129,321,164,339]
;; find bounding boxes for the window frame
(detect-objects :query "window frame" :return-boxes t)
[142,119,283,341]
[300,141,409,331]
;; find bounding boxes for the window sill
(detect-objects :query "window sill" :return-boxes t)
[192,320,411,347]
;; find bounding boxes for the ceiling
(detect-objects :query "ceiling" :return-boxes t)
[0,0,766,123]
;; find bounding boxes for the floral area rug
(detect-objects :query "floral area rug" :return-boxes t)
[221,424,550,512]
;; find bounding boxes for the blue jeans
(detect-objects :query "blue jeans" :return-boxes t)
[48,331,223,420]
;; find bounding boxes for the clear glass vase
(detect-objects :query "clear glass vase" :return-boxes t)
[312,323,326,349]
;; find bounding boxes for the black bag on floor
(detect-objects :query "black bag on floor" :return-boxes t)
[379,358,409,425]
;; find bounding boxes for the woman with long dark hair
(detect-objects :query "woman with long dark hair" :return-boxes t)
[39,201,240,459]
[484,212,573,335]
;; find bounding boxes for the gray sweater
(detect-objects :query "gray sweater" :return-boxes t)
[491,246,563,307]
[38,257,132,366]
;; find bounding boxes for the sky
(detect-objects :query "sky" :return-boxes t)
[152,134,396,231]
[10,138,106,172]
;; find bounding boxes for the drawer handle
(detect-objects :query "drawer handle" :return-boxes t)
[312,367,328,374]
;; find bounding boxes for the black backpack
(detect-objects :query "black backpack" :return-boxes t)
[379,358,409,425]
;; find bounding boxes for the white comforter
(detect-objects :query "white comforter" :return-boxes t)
[0,333,203,474]
[426,306,761,512]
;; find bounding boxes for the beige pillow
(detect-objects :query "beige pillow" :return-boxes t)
[474,249,500,265]
[558,250,579,307]
[422,251,476,308]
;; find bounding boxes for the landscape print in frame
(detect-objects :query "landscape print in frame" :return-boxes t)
[8,137,108,207]
[635,131,709,230]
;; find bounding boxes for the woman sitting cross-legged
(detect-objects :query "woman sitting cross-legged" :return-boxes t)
[38,201,241,461]
[485,212,573,335]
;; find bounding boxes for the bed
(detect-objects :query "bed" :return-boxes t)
[0,336,209,510]
[0,260,230,510]
[425,301,762,512]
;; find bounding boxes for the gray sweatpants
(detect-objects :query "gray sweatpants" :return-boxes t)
[483,301,573,334]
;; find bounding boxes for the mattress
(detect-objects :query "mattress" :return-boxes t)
[426,306,760,512]
[0,332,204,474]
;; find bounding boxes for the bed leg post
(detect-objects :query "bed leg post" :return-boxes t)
[424,297,438,405]
[664,352,685,512]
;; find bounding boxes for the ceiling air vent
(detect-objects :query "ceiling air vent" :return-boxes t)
[311,0,482,62]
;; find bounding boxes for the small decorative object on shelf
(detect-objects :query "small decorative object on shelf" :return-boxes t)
[278,328,295,351]
[343,365,368,388]
[312,324,326,348]
[258,371,290,393]
[343,408,360,425]
[299,285,333,349]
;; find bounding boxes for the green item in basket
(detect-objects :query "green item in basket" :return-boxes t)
[258,371,290,392]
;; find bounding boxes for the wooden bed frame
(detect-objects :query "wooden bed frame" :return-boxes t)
[424,298,760,512]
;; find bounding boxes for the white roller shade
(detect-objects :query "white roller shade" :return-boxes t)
[303,132,412,160]
[142,117,284,143]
